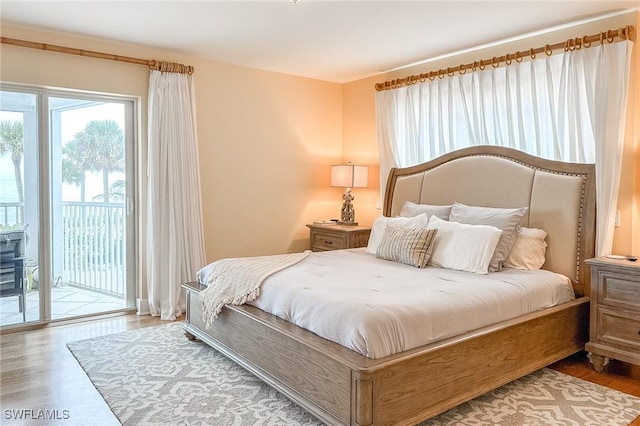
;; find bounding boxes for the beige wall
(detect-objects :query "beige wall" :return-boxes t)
[342,12,640,255]
[0,24,344,302]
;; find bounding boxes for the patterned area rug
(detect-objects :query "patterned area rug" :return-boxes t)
[67,323,640,426]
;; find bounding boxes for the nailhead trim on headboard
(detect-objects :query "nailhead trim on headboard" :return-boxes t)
[390,151,593,287]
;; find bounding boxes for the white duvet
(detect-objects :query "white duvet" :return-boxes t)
[247,248,574,359]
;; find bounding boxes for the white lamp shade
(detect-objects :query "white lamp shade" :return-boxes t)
[331,164,368,188]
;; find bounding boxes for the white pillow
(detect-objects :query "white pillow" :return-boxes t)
[426,215,503,274]
[449,202,528,272]
[399,201,452,220]
[366,214,429,254]
[505,227,548,270]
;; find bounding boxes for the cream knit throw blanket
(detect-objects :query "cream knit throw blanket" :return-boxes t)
[198,251,310,328]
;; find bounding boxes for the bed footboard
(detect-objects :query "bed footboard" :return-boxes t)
[184,281,359,425]
[183,282,589,426]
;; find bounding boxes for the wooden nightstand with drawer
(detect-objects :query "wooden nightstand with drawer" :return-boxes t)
[306,223,371,252]
[585,256,640,372]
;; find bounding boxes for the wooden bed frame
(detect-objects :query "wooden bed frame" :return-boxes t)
[183,146,596,426]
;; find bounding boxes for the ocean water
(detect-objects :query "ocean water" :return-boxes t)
[1,175,121,203]
[1,176,20,226]
[1,155,19,203]
[0,178,18,202]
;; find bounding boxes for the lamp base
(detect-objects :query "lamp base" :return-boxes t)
[340,188,357,225]
[337,221,358,226]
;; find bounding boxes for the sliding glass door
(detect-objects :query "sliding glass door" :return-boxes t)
[0,91,38,325]
[0,86,136,327]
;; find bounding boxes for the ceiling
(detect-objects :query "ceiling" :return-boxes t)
[1,1,638,83]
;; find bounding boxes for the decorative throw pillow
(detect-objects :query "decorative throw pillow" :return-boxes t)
[376,226,438,268]
[366,214,429,254]
[449,202,528,272]
[399,201,452,221]
[426,215,503,274]
[504,227,548,270]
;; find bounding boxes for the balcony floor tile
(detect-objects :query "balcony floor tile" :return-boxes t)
[0,285,127,327]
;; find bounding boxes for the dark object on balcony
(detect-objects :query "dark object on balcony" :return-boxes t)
[1,230,26,322]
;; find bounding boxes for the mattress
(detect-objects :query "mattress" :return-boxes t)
[248,248,575,359]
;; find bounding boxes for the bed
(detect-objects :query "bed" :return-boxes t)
[183,145,596,426]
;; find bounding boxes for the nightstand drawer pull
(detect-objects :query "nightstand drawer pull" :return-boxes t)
[310,232,348,251]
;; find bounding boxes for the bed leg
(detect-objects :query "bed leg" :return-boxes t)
[587,352,609,372]
[184,330,198,341]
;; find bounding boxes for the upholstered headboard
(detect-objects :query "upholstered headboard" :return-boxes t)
[383,146,596,296]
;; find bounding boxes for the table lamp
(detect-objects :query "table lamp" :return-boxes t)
[330,162,368,225]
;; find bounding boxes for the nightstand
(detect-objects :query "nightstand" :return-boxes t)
[306,223,371,252]
[585,256,640,372]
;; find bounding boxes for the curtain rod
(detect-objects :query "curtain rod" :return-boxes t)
[375,25,635,92]
[0,36,194,75]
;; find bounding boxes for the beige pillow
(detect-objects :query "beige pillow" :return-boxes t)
[376,226,438,268]
[505,227,548,270]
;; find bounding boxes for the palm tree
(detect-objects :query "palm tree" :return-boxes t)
[108,179,126,202]
[0,120,24,223]
[92,179,125,203]
[70,120,124,203]
[62,139,87,201]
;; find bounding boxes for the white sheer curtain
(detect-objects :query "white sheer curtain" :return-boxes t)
[376,40,633,256]
[147,70,206,320]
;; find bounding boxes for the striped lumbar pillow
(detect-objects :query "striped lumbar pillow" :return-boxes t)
[376,226,438,268]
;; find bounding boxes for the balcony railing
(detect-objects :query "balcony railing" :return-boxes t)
[62,202,126,298]
[0,201,126,299]
[0,202,22,229]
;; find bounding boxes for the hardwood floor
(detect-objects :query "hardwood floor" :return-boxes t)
[550,353,640,397]
[1,313,639,425]
[1,313,166,425]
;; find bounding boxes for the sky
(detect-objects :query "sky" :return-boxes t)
[0,102,125,203]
